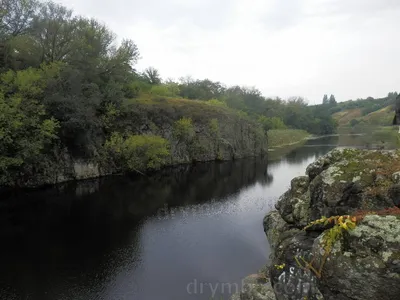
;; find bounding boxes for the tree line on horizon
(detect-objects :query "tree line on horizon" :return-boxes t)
[322,94,337,105]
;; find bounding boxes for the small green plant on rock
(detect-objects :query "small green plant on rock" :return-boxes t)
[297,207,400,278]
[173,117,195,144]
[296,215,357,278]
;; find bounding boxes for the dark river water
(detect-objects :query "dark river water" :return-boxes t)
[0,135,376,300]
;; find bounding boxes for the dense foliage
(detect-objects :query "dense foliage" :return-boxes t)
[0,0,338,186]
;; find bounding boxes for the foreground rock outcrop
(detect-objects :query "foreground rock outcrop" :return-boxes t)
[234,148,400,300]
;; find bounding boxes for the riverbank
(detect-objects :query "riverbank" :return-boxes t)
[267,129,310,149]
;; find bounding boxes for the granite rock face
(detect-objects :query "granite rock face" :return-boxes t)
[278,149,400,226]
[235,149,400,300]
[313,214,400,300]
[267,149,400,300]
[134,101,267,164]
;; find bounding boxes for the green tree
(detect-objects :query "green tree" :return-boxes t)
[142,67,161,85]
[178,78,225,100]
[42,64,106,158]
[329,94,337,105]
[1,0,40,70]
[0,67,59,184]
[31,1,76,64]
[221,86,246,111]
[322,94,329,104]
[1,0,38,38]
[258,116,286,131]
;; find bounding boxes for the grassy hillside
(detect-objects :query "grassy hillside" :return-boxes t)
[361,105,394,125]
[332,109,362,126]
[267,129,310,148]
[331,92,397,127]
[333,104,394,127]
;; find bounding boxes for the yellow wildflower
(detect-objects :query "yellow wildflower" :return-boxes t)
[275,263,285,270]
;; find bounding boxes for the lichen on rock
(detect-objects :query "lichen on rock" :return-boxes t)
[254,148,400,300]
[231,275,276,300]
[312,214,400,300]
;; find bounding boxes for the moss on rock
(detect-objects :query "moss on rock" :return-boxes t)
[263,149,400,300]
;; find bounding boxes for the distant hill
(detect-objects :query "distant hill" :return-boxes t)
[329,93,397,127]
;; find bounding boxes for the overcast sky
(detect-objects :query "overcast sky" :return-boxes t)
[58,0,400,104]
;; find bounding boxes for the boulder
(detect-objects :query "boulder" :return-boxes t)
[312,215,400,300]
[277,149,399,228]
[260,149,400,300]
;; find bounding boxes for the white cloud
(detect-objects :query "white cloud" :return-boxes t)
[57,0,400,103]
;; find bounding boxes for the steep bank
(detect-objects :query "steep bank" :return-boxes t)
[234,148,400,300]
[117,97,267,164]
[3,97,267,188]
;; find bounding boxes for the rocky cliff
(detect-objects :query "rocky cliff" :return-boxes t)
[123,98,267,164]
[6,98,267,188]
[234,148,400,300]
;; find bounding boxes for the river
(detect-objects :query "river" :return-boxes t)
[0,135,384,300]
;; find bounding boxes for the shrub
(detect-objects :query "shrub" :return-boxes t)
[0,68,60,185]
[123,81,152,98]
[150,83,180,97]
[236,110,249,119]
[105,133,170,172]
[173,117,195,143]
[206,99,227,107]
[350,119,359,127]
[258,116,287,131]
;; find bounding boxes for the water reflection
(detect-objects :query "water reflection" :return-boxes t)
[267,136,338,166]
[284,144,336,164]
[0,137,343,300]
[0,159,274,231]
